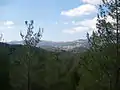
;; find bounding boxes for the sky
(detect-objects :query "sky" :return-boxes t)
[0,0,102,42]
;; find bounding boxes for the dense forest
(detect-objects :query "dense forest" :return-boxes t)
[0,0,120,90]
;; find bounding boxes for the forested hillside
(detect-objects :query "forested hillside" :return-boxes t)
[0,43,81,90]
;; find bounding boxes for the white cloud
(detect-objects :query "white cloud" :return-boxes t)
[82,0,101,5]
[82,0,110,5]
[61,4,97,17]
[73,15,115,28]
[63,17,97,34]
[61,0,112,36]
[62,26,89,34]
[64,15,115,34]
[7,26,14,29]
[0,26,14,30]
[63,22,69,25]
[0,21,14,29]
[4,21,14,26]
[74,17,97,29]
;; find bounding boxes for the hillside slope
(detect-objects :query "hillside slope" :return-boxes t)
[0,42,80,90]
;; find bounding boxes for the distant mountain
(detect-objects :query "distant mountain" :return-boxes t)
[8,41,23,45]
[8,39,88,52]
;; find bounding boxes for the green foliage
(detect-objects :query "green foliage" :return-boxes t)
[78,0,120,90]
[0,43,11,90]
[0,43,78,90]
[20,20,43,47]
[20,20,44,90]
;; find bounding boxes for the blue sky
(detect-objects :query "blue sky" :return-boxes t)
[0,0,101,42]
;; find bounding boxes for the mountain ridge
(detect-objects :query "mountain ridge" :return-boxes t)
[7,39,88,51]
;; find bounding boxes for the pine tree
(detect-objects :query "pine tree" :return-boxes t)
[86,0,120,90]
[20,20,43,90]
